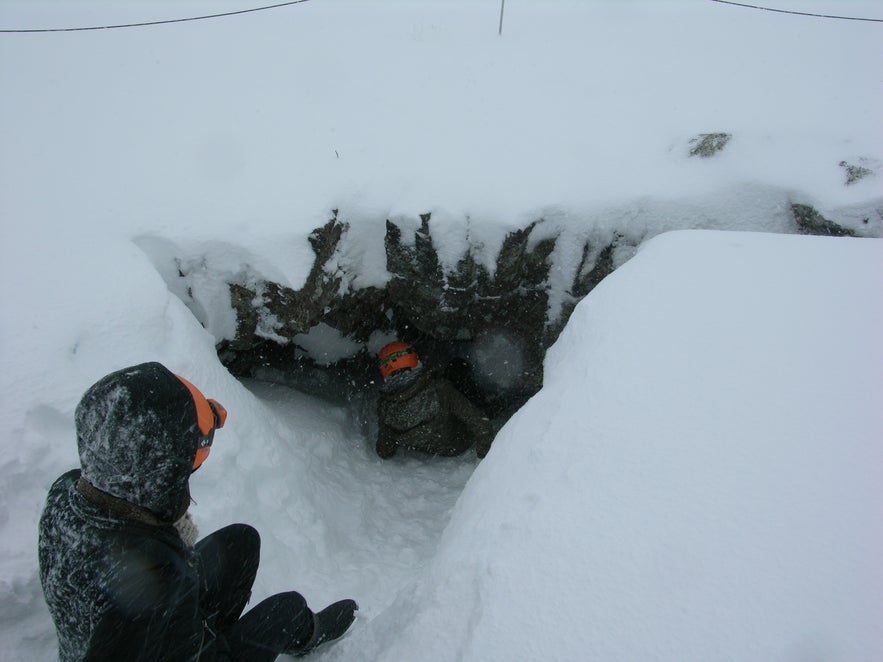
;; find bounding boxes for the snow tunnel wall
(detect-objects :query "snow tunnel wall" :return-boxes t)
[135,193,881,425]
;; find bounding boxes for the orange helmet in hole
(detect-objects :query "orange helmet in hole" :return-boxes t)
[378,341,419,379]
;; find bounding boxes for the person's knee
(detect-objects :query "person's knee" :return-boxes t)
[231,523,260,558]
[275,591,309,616]
[195,523,261,588]
[202,523,260,556]
[273,591,312,634]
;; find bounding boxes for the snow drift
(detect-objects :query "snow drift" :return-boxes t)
[338,230,883,662]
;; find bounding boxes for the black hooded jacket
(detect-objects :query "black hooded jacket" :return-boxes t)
[38,362,215,661]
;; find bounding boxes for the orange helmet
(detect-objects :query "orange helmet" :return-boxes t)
[378,341,419,379]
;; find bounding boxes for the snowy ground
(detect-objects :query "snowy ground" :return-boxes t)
[1,0,882,660]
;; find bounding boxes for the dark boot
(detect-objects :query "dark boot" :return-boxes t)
[292,599,358,657]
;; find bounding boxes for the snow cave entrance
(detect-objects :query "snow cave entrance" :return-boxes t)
[211,319,546,617]
[218,321,540,455]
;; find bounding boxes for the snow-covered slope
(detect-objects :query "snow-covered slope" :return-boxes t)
[1,1,882,659]
[341,230,883,661]
[4,231,880,660]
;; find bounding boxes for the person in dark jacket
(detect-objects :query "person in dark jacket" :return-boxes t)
[38,361,357,661]
[375,342,495,459]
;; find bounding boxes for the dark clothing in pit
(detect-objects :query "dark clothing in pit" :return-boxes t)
[376,368,494,459]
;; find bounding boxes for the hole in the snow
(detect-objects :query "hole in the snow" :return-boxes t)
[218,322,541,458]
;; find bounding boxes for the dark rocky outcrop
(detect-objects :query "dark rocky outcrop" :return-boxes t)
[219,212,601,419]
[791,204,856,237]
[213,199,869,423]
[689,133,731,158]
[839,159,876,186]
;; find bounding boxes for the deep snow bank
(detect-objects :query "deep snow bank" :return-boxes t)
[2,0,882,658]
[339,231,883,662]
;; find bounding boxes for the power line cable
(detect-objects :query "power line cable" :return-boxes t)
[708,0,883,23]
[7,0,879,33]
[0,0,312,33]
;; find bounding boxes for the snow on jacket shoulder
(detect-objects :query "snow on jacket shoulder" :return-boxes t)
[39,470,204,661]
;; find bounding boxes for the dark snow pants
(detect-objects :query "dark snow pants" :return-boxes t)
[195,524,313,661]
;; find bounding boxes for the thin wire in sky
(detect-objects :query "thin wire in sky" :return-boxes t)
[708,0,883,23]
[0,0,313,33]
